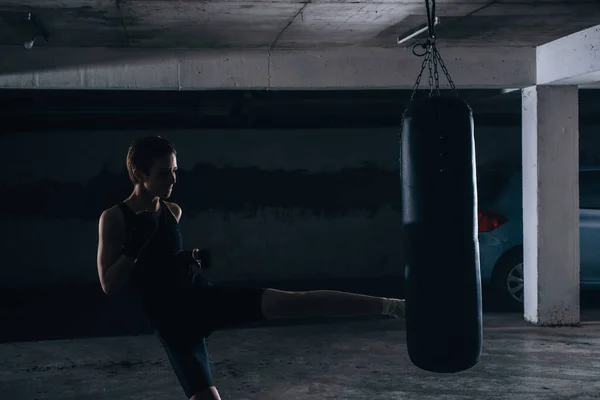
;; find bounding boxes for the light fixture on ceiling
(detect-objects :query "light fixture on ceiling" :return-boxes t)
[397,17,440,45]
[24,38,36,49]
[24,12,49,50]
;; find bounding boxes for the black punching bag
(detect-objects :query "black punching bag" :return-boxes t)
[401,96,483,373]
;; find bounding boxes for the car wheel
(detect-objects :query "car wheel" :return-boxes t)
[491,250,524,311]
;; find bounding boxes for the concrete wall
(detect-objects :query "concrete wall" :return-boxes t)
[0,124,597,290]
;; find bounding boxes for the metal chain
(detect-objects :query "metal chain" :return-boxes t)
[407,0,459,103]
[434,46,458,95]
[427,44,434,97]
[433,44,440,96]
[409,44,432,103]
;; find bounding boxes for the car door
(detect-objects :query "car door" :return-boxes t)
[578,170,600,284]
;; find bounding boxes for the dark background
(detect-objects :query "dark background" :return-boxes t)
[2,88,600,343]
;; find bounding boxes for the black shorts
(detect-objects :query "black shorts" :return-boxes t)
[152,284,267,397]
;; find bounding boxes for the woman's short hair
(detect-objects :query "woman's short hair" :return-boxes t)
[126,136,177,184]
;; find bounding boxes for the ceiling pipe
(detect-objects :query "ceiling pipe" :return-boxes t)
[397,17,440,45]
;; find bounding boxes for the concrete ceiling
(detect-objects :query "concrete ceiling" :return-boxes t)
[1,0,599,50]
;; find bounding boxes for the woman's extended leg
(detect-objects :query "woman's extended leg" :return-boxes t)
[260,289,405,320]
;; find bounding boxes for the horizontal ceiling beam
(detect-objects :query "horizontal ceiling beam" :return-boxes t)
[537,24,600,86]
[0,45,536,90]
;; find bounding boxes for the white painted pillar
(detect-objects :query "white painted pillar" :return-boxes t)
[522,85,580,326]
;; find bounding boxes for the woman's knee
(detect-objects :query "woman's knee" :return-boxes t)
[190,386,221,400]
[261,288,308,319]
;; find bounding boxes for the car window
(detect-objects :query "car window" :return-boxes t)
[579,171,600,209]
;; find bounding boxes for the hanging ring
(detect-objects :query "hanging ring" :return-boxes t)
[412,43,428,57]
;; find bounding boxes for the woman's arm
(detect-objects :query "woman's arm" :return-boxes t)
[96,208,137,296]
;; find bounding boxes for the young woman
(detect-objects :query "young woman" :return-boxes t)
[96,136,405,400]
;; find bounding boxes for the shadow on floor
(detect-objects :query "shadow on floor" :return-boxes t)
[1,276,599,344]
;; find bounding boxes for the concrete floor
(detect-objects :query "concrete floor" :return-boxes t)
[3,279,600,400]
[3,313,600,400]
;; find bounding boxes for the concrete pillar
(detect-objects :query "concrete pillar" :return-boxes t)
[522,85,580,326]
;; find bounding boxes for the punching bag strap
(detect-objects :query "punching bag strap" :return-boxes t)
[407,0,458,104]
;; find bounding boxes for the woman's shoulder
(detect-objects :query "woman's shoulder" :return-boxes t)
[98,203,127,230]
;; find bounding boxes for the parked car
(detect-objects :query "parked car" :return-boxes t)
[478,166,600,311]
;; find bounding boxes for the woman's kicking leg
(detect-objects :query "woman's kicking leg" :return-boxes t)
[260,289,405,320]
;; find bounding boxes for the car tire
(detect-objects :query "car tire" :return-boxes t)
[491,249,524,312]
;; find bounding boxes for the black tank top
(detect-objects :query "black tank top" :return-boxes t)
[118,200,208,314]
